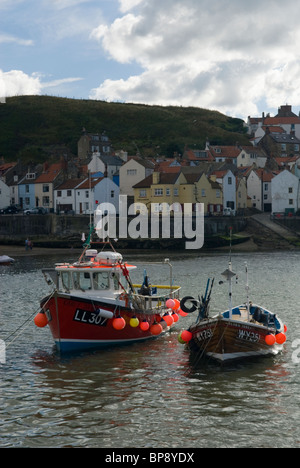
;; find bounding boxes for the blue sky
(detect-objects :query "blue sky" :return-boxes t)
[1,0,300,121]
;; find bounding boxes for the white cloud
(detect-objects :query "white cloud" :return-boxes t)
[90,0,300,118]
[0,70,42,97]
[0,70,83,98]
[0,33,33,46]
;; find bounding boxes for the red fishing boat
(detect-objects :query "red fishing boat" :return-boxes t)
[36,240,181,353]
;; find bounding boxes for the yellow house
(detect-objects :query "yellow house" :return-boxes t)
[119,157,155,196]
[133,171,186,212]
[236,177,248,211]
[133,169,223,215]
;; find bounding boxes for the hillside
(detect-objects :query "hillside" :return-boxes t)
[0,95,250,163]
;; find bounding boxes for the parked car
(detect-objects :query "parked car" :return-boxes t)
[223,207,236,216]
[23,207,46,215]
[0,205,20,214]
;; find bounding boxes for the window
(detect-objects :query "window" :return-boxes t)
[111,190,114,198]
[139,189,146,198]
[43,185,49,193]
[73,272,91,290]
[289,187,293,194]
[166,188,170,196]
[57,191,62,197]
[228,177,232,185]
[67,190,72,196]
[295,144,299,152]
[92,272,110,290]
[61,272,72,291]
[154,188,163,196]
[201,189,206,197]
[85,190,89,198]
[25,184,29,193]
[216,190,221,198]
[281,144,286,151]
[127,169,137,176]
[174,188,179,196]
[25,197,30,206]
[289,199,294,205]
[43,196,50,206]
[264,183,268,191]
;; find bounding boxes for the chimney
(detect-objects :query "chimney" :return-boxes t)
[152,172,160,184]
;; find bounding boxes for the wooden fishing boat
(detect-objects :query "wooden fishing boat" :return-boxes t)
[179,261,287,364]
[36,230,182,353]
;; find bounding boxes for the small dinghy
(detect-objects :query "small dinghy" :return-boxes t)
[0,255,15,266]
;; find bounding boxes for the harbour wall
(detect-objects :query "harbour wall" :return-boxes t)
[0,214,247,249]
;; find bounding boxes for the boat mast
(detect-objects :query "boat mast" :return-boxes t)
[245,262,250,321]
[221,227,236,320]
[228,227,233,319]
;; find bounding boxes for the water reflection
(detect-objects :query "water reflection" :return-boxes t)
[1,250,300,447]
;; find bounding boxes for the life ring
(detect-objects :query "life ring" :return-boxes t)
[180,296,198,314]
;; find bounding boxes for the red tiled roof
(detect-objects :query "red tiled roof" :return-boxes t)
[209,146,240,159]
[35,163,63,183]
[77,177,104,189]
[264,116,300,125]
[55,179,84,190]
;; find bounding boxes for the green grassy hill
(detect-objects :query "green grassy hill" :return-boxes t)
[0,95,250,163]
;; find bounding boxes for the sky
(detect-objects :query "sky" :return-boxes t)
[1,0,300,122]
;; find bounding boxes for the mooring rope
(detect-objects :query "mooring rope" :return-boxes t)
[3,289,56,349]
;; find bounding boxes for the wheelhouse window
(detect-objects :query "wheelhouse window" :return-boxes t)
[73,271,92,290]
[92,271,110,290]
[61,271,73,290]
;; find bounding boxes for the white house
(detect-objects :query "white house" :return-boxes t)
[54,179,83,213]
[75,176,120,215]
[247,169,274,212]
[88,152,123,181]
[271,170,300,214]
[237,146,267,168]
[214,169,236,212]
[0,179,10,208]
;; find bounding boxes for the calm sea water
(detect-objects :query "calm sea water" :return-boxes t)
[1,249,300,448]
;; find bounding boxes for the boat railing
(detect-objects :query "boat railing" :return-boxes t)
[129,285,181,314]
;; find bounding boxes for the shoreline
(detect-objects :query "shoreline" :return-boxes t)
[0,236,293,257]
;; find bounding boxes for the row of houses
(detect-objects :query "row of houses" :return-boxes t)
[1,153,299,216]
[2,104,300,216]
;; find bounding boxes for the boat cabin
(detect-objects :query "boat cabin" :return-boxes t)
[44,251,135,300]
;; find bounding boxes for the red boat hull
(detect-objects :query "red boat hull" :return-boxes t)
[41,292,172,352]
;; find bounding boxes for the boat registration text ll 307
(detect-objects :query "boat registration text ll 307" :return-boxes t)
[73,309,108,327]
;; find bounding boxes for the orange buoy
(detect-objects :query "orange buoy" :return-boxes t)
[172,299,180,310]
[265,334,276,346]
[284,324,288,333]
[140,320,150,331]
[275,332,286,345]
[177,331,186,344]
[34,313,48,328]
[112,317,126,330]
[162,313,174,326]
[150,322,163,336]
[181,330,193,342]
[172,312,179,323]
[178,308,188,317]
